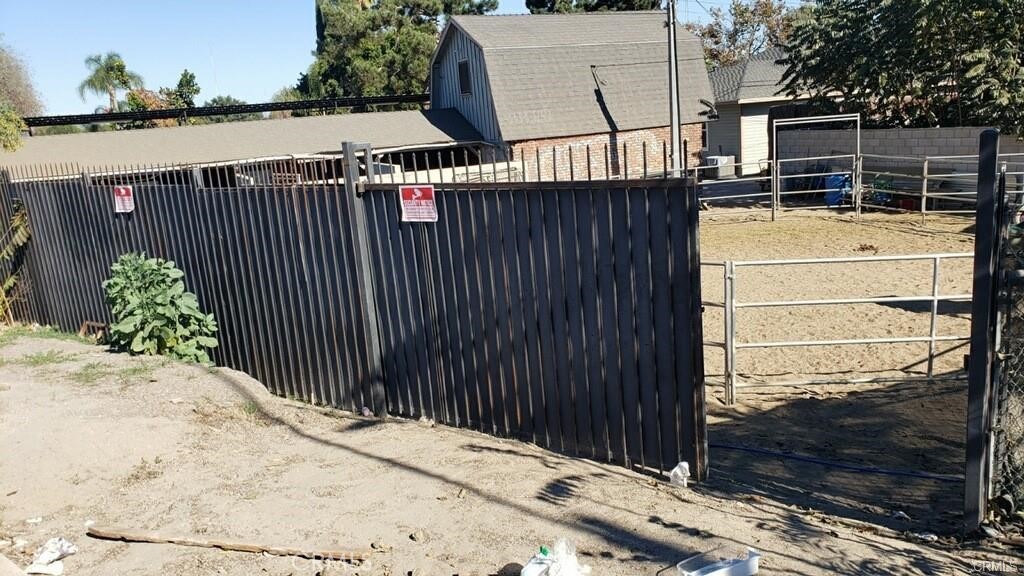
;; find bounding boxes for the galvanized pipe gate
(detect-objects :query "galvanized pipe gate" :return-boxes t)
[704,253,974,402]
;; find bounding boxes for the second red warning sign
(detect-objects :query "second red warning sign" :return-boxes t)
[399,185,438,222]
[113,185,135,214]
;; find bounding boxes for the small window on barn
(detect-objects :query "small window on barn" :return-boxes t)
[458,60,472,96]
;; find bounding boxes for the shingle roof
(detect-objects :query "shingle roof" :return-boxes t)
[710,47,789,103]
[447,12,714,142]
[1,109,482,168]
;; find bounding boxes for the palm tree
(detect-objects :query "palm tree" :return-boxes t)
[77,53,143,113]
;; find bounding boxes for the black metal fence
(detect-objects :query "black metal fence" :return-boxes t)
[995,208,1024,524]
[965,129,1024,532]
[0,159,707,478]
[969,133,1024,529]
[1,167,382,413]
[363,181,705,471]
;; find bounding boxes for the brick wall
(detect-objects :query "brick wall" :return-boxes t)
[510,124,704,181]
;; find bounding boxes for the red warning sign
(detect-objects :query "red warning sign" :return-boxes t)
[113,185,135,214]
[399,185,438,222]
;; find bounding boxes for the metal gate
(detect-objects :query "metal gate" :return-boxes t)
[360,179,707,476]
[965,129,1023,532]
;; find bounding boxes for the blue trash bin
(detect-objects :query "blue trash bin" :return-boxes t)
[824,174,852,206]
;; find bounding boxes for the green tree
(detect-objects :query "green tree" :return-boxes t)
[77,52,144,113]
[122,88,176,129]
[1,36,41,151]
[87,123,117,133]
[269,86,308,118]
[201,95,263,123]
[159,69,200,108]
[301,0,497,105]
[33,125,85,136]
[444,0,498,14]
[0,104,25,152]
[526,0,658,13]
[685,0,798,69]
[0,36,42,117]
[781,0,1024,136]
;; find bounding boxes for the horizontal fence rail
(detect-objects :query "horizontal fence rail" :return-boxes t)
[357,138,1020,224]
[703,253,974,404]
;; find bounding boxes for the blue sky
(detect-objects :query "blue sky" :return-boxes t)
[0,0,744,115]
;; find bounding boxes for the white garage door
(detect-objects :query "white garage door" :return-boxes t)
[739,103,773,176]
[706,103,740,160]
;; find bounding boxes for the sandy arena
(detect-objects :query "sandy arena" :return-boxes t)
[699,211,975,535]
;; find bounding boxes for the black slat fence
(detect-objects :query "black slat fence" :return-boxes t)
[2,163,382,414]
[0,161,706,478]
[362,181,706,474]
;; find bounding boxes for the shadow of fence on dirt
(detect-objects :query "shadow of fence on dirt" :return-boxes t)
[875,299,972,317]
[706,378,967,534]
[205,368,963,575]
[207,369,700,572]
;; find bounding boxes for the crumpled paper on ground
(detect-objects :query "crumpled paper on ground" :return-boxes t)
[25,538,77,575]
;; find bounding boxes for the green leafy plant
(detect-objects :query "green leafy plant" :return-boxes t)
[0,203,30,323]
[0,104,25,152]
[103,253,218,364]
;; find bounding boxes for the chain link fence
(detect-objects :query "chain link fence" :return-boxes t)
[994,176,1024,522]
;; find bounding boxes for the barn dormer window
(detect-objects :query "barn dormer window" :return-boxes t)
[458,60,472,96]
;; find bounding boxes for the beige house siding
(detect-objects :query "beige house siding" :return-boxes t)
[430,26,502,143]
[706,103,741,160]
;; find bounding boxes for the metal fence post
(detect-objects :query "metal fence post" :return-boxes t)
[771,160,778,221]
[341,141,386,416]
[854,155,863,218]
[927,256,940,379]
[965,129,1001,534]
[724,260,737,404]
[921,158,929,223]
[191,167,204,190]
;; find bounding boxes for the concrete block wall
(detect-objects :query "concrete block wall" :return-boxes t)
[778,127,1024,162]
[511,124,704,181]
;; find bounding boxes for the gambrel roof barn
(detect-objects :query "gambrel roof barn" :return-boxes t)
[430,11,714,148]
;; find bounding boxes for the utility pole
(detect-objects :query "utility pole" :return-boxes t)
[667,0,682,177]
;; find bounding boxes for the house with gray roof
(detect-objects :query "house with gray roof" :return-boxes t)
[430,11,714,180]
[706,47,803,176]
[6,11,713,184]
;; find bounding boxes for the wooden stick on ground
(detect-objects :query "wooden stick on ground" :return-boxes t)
[86,526,373,563]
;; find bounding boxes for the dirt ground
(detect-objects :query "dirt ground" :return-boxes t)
[0,332,1017,576]
[1,210,1015,575]
[698,211,977,534]
[700,210,975,384]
